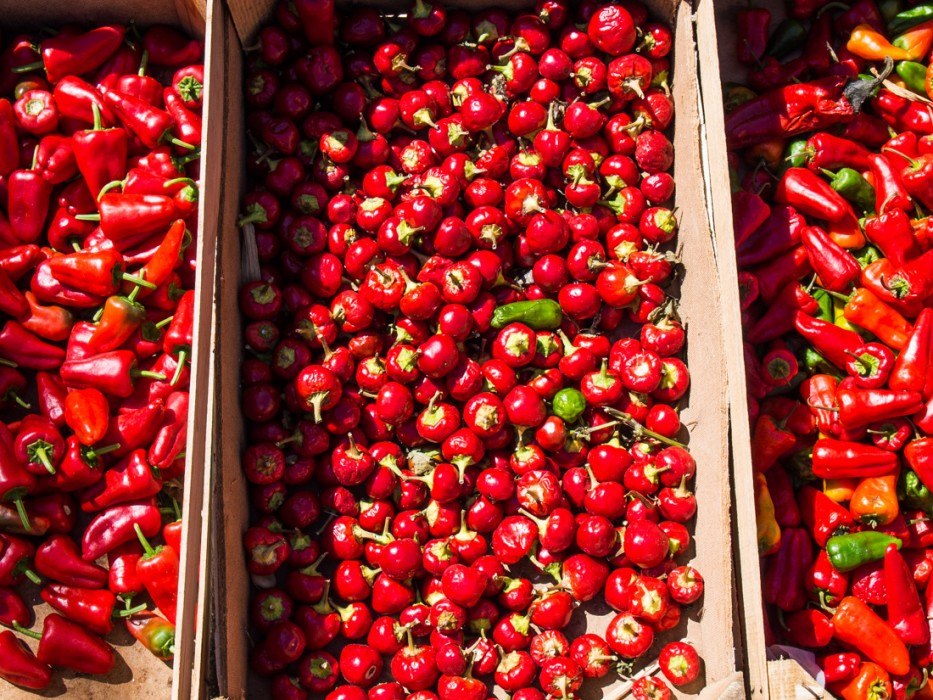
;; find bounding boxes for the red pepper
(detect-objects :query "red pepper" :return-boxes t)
[61,349,166,399]
[135,523,179,623]
[884,544,929,646]
[163,289,193,385]
[101,87,190,150]
[163,517,182,555]
[763,527,813,612]
[860,258,927,318]
[13,414,63,475]
[79,192,178,246]
[836,387,924,430]
[137,219,186,291]
[812,438,899,478]
[0,630,51,690]
[800,226,860,292]
[35,371,67,428]
[794,312,862,369]
[750,413,797,472]
[776,168,854,223]
[171,64,204,111]
[799,484,855,547]
[820,653,862,685]
[141,26,203,68]
[102,398,166,458]
[65,321,96,362]
[149,391,188,470]
[31,258,103,309]
[35,535,107,588]
[0,366,28,410]
[34,134,75,184]
[22,291,74,342]
[52,76,116,126]
[803,11,833,73]
[0,587,29,628]
[0,436,36,533]
[845,342,894,390]
[805,133,872,171]
[0,534,38,587]
[28,493,78,534]
[14,613,114,675]
[750,56,809,93]
[164,88,202,148]
[7,168,52,243]
[889,308,933,398]
[765,466,802,527]
[20,25,125,84]
[294,0,337,46]
[833,597,911,676]
[108,541,144,597]
[0,99,19,176]
[88,286,146,353]
[807,549,849,607]
[783,608,833,648]
[78,449,162,513]
[736,205,805,268]
[52,436,118,492]
[115,52,163,107]
[41,584,119,636]
[81,498,162,562]
[0,265,28,319]
[0,321,64,370]
[906,438,933,492]
[48,248,153,297]
[46,208,95,252]
[72,103,127,199]
[125,611,175,661]
[863,209,921,268]
[63,388,109,447]
[94,43,143,90]
[0,244,45,281]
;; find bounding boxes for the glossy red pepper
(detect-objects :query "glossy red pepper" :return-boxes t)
[13,414,63,475]
[884,544,929,646]
[135,524,179,623]
[148,391,188,470]
[163,289,194,385]
[793,312,862,369]
[61,349,166,399]
[81,498,162,562]
[102,398,165,457]
[72,103,127,198]
[64,388,109,446]
[101,87,190,150]
[890,308,933,398]
[0,436,36,533]
[79,449,162,512]
[20,25,125,84]
[125,611,175,661]
[7,168,52,243]
[40,584,120,636]
[783,608,833,648]
[35,534,107,588]
[34,134,76,184]
[141,26,202,68]
[35,371,67,428]
[763,527,813,611]
[108,541,144,597]
[79,192,178,247]
[836,387,924,430]
[0,534,38,587]
[800,226,860,292]
[0,629,51,690]
[799,484,856,547]
[14,613,115,675]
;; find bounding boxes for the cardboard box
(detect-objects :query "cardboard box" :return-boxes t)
[211,0,745,697]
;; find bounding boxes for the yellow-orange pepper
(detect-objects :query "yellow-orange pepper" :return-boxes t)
[848,24,913,60]
[849,472,900,527]
[894,19,933,61]
[824,477,857,503]
[755,472,781,556]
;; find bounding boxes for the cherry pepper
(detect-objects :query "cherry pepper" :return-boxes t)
[81,498,162,562]
[163,289,194,385]
[0,630,51,690]
[135,524,179,624]
[72,103,127,198]
[78,449,162,513]
[14,614,115,675]
[126,611,175,661]
[60,349,166,399]
[13,414,64,475]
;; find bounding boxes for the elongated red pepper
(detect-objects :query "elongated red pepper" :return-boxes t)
[833,597,910,676]
[64,389,110,448]
[890,309,933,398]
[31,259,103,309]
[102,399,165,458]
[22,291,74,343]
[81,498,162,562]
[868,152,912,213]
[79,192,178,246]
[800,226,860,292]
[20,25,125,84]
[883,544,929,646]
[72,103,127,198]
[164,88,202,147]
[0,244,45,281]
[799,484,855,547]
[0,587,29,628]
[34,134,76,184]
[736,205,805,268]
[163,290,193,385]
[136,219,186,293]
[836,388,924,430]
[0,437,36,533]
[135,524,179,623]
[79,449,162,513]
[863,209,920,268]
[776,168,853,223]
[0,266,27,319]
[101,87,190,150]
[41,584,120,636]
[149,391,188,470]
[812,438,899,478]
[61,350,165,399]
[34,535,107,588]
[7,168,52,244]
[14,613,114,675]
[108,541,144,597]
[793,312,862,369]
[0,321,64,370]
[844,288,913,350]
[48,248,152,297]
[35,371,67,428]
[0,630,51,690]
[52,76,116,126]
[115,52,163,106]
[142,26,202,68]
[906,438,933,492]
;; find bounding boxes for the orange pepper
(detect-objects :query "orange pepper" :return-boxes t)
[926,62,933,101]
[755,472,781,556]
[832,597,911,676]
[894,19,933,61]
[849,472,900,527]
[824,477,857,503]
[844,287,913,350]
[828,212,867,249]
[847,24,913,61]
[830,662,892,700]
[746,138,786,170]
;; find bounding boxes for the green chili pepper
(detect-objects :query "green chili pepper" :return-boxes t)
[802,347,840,377]
[766,19,808,58]
[552,388,586,423]
[822,168,876,213]
[490,299,563,330]
[812,289,835,322]
[826,531,902,572]
[880,0,904,23]
[784,140,810,170]
[899,469,933,513]
[897,61,928,94]
[855,245,881,269]
[888,5,933,36]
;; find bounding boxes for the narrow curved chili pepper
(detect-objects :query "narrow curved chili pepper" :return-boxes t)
[41,584,120,636]
[61,349,166,399]
[783,608,833,648]
[149,391,188,470]
[833,596,911,675]
[7,167,52,244]
[64,388,110,446]
[0,534,38,587]
[35,535,107,588]
[48,248,153,297]
[800,226,860,292]
[163,289,193,385]
[102,399,165,458]
[101,87,191,150]
[807,549,849,607]
[125,611,175,661]
[88,286,146,354]
[78,449,162,513]
[799,484,856,546]
[843,287,913,349]
[81,498,162,562]
[0,630,51,690]
[868,151,912,213]
[16,25,125,84]
[135,523,179,623]
[754,471,781,555]
[812,438,899,478]
[794,312,863,369]
[22,291,73,343]
[765,464,802,529]
[837,387,924,430]
[108,541,144,597]
[763,526,812,611]
[889,308,933,398]
[13,414,63,475]
[141,26,203,68]
[137,219,186,292]
[14,613,115,675]
[850,473,900,527]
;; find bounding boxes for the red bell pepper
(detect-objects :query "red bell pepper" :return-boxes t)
[14,613,115,675]
[72,102,127,198]
[31,259,103,309]
[35,371,67,428]
[81,498,162,562]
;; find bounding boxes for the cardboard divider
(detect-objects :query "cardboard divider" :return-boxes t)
[209,0,744,697]
[0,2,215,697]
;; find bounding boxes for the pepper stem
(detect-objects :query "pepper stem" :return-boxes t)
[34,446,55,474]
[155,315,174,329]
[138,50,149,77]
[91,102,103,132]
[168,137,198,151]
[97,179,124,199]
[122,272,157,289]
[12,622,41,640]
[170,350,188,386]
[137,370,167,381]
[11,393,30,410]
[11,61,43,74]
[90,443,122,458]
[75,213,101,222]
[135,523,158,557]
[117,601,148,617]
[13,498,32,533]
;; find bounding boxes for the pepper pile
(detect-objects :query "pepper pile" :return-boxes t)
[238,0,704,698]
[0,23,203,691]
[728,1,933,697]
